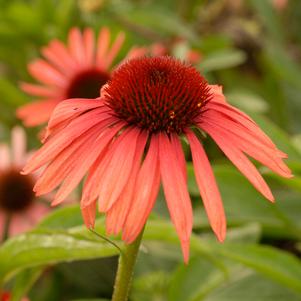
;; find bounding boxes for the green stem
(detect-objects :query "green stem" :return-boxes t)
[2,214,11,243]
[112,228,144,301]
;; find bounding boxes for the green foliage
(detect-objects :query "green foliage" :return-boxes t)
[1,0,301,300]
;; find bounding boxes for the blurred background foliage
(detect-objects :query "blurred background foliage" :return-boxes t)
[1,0,301,300]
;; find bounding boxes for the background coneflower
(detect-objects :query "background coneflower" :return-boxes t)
[23,56,291,262]
[0,127,49,241]
[16,27,139,127]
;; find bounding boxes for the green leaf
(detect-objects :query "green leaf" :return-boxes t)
[226,90,269,113]
[206,271,301,301]
[11,267,44,301]
[250,114,301,160]
[38,204,83,230]
[199,50,246,72]
[0,231,119,284]
[189,164,301,239]
[214,243,301,294]
[132,272,170,301]
[0,78,27,106]
[168,256,225,301]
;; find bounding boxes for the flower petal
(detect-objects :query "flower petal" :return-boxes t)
[11,126,26,166]
[0,144,10,169]
[159,133,193,263]
[52,122,125,205]
[103,32,125,70]
[46,98,105,135]
[106,131,148,235]
[186,130,226,242]
[97,127,141,212]
[122,134,160,242]
[96,27,110,69]
[83,28,95,66]
[23,108,112,174]
[201,122,274,202]
[202,117,291,178]
[68,28,86,66]
[17,99,60,127]
[28,59,66,87]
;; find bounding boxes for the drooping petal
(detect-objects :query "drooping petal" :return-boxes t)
[33,121,109,197]
[122,134,160,242]
[203,109,286,158]
[68,28,86,66]
[45,39,78,71]
[28,59,66,87]
[81,202,97,229]
[103,32,125,70]
[201,122,274,202]
[159,133,193,263]
[11,127,26,166]
[171,134,187,180]
[52,122,125,205]
[202,117,292,178]
[17,99,60,127]
[186,130,226,242]
[20,83,58,98]
[203,102,286,157]
[106,131,148,235]
[23,108,112,174]
[83,28,95,66]
[96,27,110,68]
[46,98,105,132]
[0,144,10,169]
[97,127,141,212]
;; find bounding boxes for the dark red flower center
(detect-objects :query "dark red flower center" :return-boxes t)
[66,69,110,99]
[0,169,35,213]
[104,56,212,133]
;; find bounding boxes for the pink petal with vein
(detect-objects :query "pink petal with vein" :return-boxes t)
[23,108,111,174]
[96,27,110,68]
[122,134,160,242]
[97,127,141,212]
[82,202,97,228]
[17,99,60,127]
[202,117,291,177]
[159,133,193,263]
[52,122,125,205]
[103,32,125,70]
[68,28,86,66]
[201,122,274,202]
[0,144,10,169]
[20,83,58,97]
[106,131,148,235]
[186,130,226,242]
[11,126,26,166]
[83,28,95,66]
[28,59,66,87]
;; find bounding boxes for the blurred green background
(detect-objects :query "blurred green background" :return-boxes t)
[1,0,301,300]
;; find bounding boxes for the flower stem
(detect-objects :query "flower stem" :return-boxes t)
[112,228,144,301]
[2,214,11,243]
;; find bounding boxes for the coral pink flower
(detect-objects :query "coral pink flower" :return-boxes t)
[0,127,49,240]
[23,57,292,262]
[17,27,137,127]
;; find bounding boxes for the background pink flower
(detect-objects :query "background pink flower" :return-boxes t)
[17,27,132,127]
[0,127,49,240]
[23,57,291,262]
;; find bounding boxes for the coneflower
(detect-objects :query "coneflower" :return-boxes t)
[23,56,292,262]
[17,27,142,127]
[0,127,49,240]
